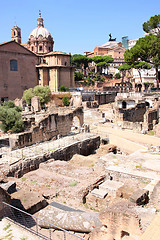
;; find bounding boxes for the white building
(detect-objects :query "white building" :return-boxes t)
[128,38,156,88]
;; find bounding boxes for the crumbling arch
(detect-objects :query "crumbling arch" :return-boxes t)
[71,116,81,133]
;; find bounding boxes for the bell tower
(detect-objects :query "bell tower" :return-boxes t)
[11,23,21,44]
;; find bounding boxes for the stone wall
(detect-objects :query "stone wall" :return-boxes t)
[0,187,11,218]
[9,107,84,150]
[95,92,116,105]
[6,135,100,178]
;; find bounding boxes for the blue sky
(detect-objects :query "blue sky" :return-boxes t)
[1,0,160,54]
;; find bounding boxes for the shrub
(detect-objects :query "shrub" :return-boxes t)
[23,86,51,104]
[0,101,24,133]
[33,85,51,104]
[62,97,70,106]
[74,71,84,81]
[59,85,69,92]
[115,73,121,79]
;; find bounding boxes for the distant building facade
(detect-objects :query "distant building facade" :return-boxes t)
[0,41,38,102]
[85,40,125,75]
[0,12,74,102]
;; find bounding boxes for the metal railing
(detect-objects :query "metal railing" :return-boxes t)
[2,202,86,240]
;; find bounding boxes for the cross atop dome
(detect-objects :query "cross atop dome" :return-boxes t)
[37,10,44,27]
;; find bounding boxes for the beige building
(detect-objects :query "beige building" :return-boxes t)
[85,41,125,75]
[37,51,75,91]
[0,12,75,101]
[0,41,38,102]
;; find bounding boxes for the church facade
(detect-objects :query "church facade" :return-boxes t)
[0,12,74,102]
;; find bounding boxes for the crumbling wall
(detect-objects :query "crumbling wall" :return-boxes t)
[9,107,84,150]
[122,103,146,122]
[6,136,100,178]
[0,187,11,218]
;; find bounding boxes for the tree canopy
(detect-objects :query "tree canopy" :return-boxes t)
[23,86,51,105]
[71,54,92,69]
[124,34,160,88]
[143,14,160,34]
[0,101,24,133]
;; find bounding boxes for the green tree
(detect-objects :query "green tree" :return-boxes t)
[92,56,114,74]
[118,63,132,81]
[62,96,70,106]
[22,88,34,105]
[33,85,51,104]
[143,14,160,34]
[74,71,84,81]
[124,34,160,88]
[71,54,92,75]
[115,73,121,79]
[97,62,108,74]
[133,61,151,83]
[0,101,24,133]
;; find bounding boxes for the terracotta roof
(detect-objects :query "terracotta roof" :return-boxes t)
[45,51,69,56]
[21,43,28,47]
[0,40,37,56]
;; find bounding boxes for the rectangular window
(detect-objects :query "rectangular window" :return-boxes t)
[10,59,18,71]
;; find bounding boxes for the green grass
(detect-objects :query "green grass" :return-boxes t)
[3,223,11,231]
[136,165,147,171]
[69,180,78,187]
[31,180,37,185]
[21,177,27,181]
[147,130,154,136]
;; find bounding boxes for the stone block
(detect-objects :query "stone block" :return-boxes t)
[99,180,124,192]
[11,188,48,214]
[0,181,16,194]
[91,188,108,199]
[130,189,149,205]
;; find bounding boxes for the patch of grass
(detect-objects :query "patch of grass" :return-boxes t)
[3,223,11,231]
[147,130,154,136]
[49,148,56,152]
[31,180,37,185]
[4,232,12,239]
[69,180,78,187]
[136,165,147,171]
[46,184,51,188]
[22,198,27,203]
[90,164,94,167]
[21,177,27,181]
[20,237,28,240]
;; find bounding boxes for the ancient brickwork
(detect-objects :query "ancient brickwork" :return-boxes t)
[9,107,84,150]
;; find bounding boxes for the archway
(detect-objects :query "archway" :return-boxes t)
[122,101,127,109]
[71,116,81,134]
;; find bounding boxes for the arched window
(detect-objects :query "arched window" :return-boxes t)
[39,46,43,51]
[32,46,34,51]
[10,59,18,71]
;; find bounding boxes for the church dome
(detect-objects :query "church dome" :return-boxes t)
[28,11,54,54]
[29,26,51,39]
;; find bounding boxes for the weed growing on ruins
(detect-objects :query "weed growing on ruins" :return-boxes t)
[147,130,154,136]
[21,177,27,181]
[69,180,78,187]
[20,237,28,240]
[49,148,56,152]
[3,223,11,231]
[136,165,147,171]
[46,184,51,188]
[22,198,27,203]
[31,180,37,185]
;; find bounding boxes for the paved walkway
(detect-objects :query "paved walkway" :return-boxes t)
[91,124,160,153]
